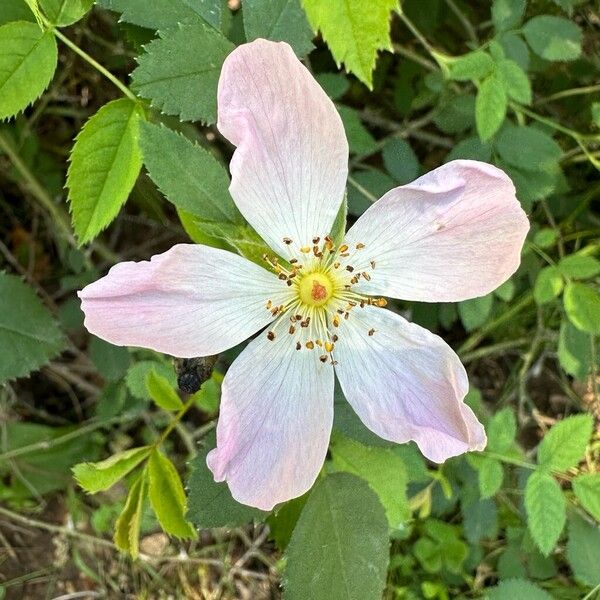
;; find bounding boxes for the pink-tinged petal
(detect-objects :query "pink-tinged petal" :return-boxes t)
[207,319,334,510]
[343,160,529,302]
[334,306,486,462]
[78,244,290,358]
[217,39,348,259]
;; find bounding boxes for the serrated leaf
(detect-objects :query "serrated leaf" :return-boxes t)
[491,0,526,32]
[533,266,563,305]
[476,73,507,141]
[448,51,494,81]
[302,0,397,89]
[39,0,92,25]
[97,0,223,31]
[558,320,595,380]
[67,98,144,244]
[486,578,554,600]
[330,433,410,529]
[495,125,562,171]
[572,474,600,523]
[114,469,146,558]
[0,21,57,120]
[243,0,313,57]
[497,58,531,104]
[558,255,600,280]
[469,455,504,498]
[523,15,582,62]
[458,294,494,331]
[337,105,378,156]
[524,471,565,556]
[0,273,64,383]
[187,438,266,528]
[566,514,600,586]
[73,446,151,493]
[147,449,196,538]
[145,370,183,411]
[284,472,389,600]
[89,336,130,381]
[131,22,233,124]
[139,121,240,223]
[538,414,593,471]
[487,407,517,453]
[382,138,420,184]
[563,283,600,334]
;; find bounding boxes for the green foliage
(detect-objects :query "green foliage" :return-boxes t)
[131,22,234,124]
[67,98,144,244]
[491,0,526,32]
[524,471,565,556]
[302,0,397,88]
[243,0,313,56]
[448,51,493,82]
[139,121,240,223]
[114,470,146,558]
[486,578,554,600]
[495,126,562,171]
[0,273,64,383]
[537,414,593,471]
[0,21,57,120]
[147,449,196,538]
[533,266,563,305]
[458,294,493,330]
[523,16,582,61]
[40,0,92,26]
[563,282,600,334]
[558,320,595,379]
[475,73,507,140]
[330,433,410,528]
[572,474,600,522]
[566,514,600,586]
[145,369,184,411]
[187,439,266,528]
[284,472,389,600]
[73,446,151,493]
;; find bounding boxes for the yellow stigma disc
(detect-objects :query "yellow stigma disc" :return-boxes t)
[298,272,334,307]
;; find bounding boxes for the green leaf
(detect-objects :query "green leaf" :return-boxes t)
[187,439,266,528]
[458,294,494,331]
[337,105,378,156]
[523,15,582,61]
[73,446,151,493]
[499,31,530,70]
[558,254,600,280]
[0,1,35,26]
[558,320,595,380]
[495,125,562,171]
[533,266,563,305]
[573,474,600,522]
[382,138,420,184]
[445,136,492,162]
[563,282,600,334]
[433,94,476,134]
[0,273,64,384]
[330,433,410,529]
[592,102,600,127]
[0,21,57,120]
[301,0,398,89]
[284,472,389,600]
[145,370,184,411]
[463,498,498,544]
[495,278,516,302]
[537,414,594,471]
[147,449,196,538]
[524,471,566,556]
[486,578,554,600]
[491,0,526,32]
[468,454,504,498]
[329,195,347,246]
[114,470,147,558]
[497,59,531,104]
[316,73,349,100]
[487,407,517,453]
[131,22,234,124]
[67,98,144,244]
[448,51,494,81]
[533,228,557,249]
[243,0,313,56]
[139,122,240,222]
[267,495,308,550]
[126,360,177,400]
[475,73,507,141]
[89,337,131,381]
[39,0,93,25]
[97,0,223,31]
[566,514,600,586]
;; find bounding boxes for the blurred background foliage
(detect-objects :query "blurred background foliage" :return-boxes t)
[0,0,599,598]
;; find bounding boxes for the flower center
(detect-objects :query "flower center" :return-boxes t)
[298,272,333,307]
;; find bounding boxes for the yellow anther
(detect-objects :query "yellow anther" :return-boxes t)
[325,341,334,352]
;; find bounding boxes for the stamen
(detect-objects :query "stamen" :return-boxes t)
[368,329,375,336]
[319,355,328,363]
[325,341,334,352]
[283,237,293,245]
[296,342,301,350]
[356,242,365,249]
[267,331,275,341]
[306,341,314,349]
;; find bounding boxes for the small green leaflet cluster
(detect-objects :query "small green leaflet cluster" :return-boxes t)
[446,3,582,142]
[72,368,198,557]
